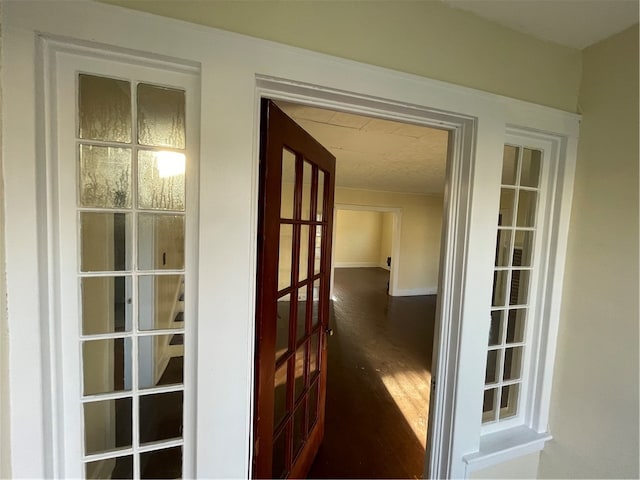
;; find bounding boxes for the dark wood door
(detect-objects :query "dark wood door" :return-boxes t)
[254,99,335,479]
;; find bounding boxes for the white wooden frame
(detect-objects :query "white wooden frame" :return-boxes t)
[1,1,579,478]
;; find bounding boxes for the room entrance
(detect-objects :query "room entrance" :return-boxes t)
[254,99,448,478]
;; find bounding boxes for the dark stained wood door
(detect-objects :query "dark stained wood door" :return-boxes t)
[254,100,336,479]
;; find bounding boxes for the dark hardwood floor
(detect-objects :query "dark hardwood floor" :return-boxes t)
[308,267,436,479]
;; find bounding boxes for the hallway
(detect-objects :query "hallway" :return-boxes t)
[308,268,436,479]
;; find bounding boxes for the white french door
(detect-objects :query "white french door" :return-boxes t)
[49,44,200,478]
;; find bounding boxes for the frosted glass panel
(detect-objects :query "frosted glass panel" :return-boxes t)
[137,84,185,149]
[80,213,131,272]
[83,338,132,395]
[79,74,131,143]
[84,398,132,454]
[138,150,185,211]
[137,214,185,270]
[82,276,132,335]
[79,145,132,208]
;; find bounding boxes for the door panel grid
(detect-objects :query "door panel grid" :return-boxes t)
[76,73,188,479]
[255,100,335,479]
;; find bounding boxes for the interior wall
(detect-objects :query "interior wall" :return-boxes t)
[100,0,581,112]
[0,3,10,475]
[335,188,443,295]
[334,209,383,267]
[537,24,639,479]
[378,212,393,270]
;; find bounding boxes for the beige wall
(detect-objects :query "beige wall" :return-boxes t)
[101,0,581,112]
[334,210,384,267]
[0,3,9,476]
[471,452,541,479]
[537,24,639,479]
[335,188,443,294]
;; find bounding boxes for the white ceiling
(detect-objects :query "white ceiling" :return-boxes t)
[441,0,639,49]
[276,101,449,195]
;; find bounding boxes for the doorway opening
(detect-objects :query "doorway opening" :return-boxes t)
[268,100,448,478]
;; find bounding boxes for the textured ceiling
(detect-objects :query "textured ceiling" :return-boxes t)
[276,102,448,195]
[441,0,639,49]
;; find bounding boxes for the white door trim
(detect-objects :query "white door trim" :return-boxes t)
[255,77,477,478]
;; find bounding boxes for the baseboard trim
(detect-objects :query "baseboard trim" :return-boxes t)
[334,262,380,268]
[391,287,438,297]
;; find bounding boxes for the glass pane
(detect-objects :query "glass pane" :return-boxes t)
[317,170,325,221]
[491,270,509,307]
[309,332,319,377]
[86,456,133,479]
[281,149,296,219]
[495,229,512,267]
[488,310,503,346]
[485,349,501,384]
[278,224,293,291]
[506,309,527,344]
[503,347,523,381]
[138,275,184,330]
[79,74,131,143]
[299,225,309,282]
[83,338,131,395]
[509,270,530,306]
[79,145,132,208]
[296,295,307,341]
[276,300,290,362]
[137,84,185,149]
[295,343,306,401]
[516,190,537,227]
[138,150,185,211]
[314,227,322,275]
[272,426,287,479]
[84,398,132,454]
[521,149,541,188]
[82,276,132,335]
[140,446,182,479]
[513,230,534,267]
[273,362,287,428]
[499,384,520,419]
[139,391,183,443]
[498,189,516,226]
[137,214,185,270]
[301,161,312,221]
[482,388,497,423]
[293,403,306,460]
[308,380,319,432]
[81,212,131,272]
[501,145,519,185]
[311,279,320,328]
[139,336,184,389]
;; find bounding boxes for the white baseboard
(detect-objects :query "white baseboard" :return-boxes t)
[391,286,438,296]
[334,262,381,268]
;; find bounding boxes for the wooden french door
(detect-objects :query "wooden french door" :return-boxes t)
[254,100,336,479]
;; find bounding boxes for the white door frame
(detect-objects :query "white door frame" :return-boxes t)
[2,2,580,478]
[330,204,402,297]
[255,77,477,479]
